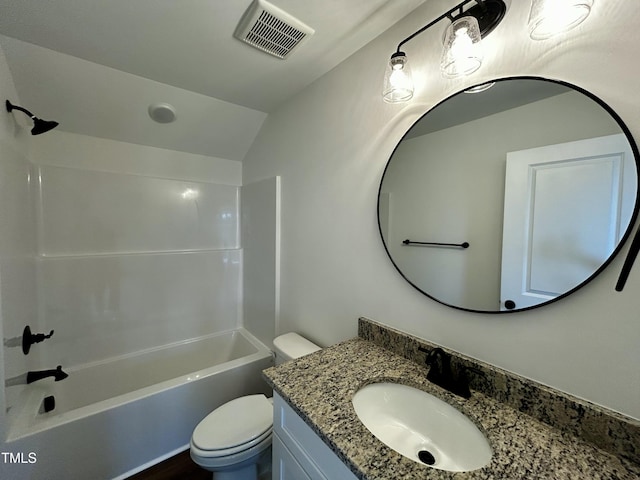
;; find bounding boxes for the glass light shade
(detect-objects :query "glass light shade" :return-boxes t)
[382,52,414,103]
[440,16,483,79]
[528,0,594,40]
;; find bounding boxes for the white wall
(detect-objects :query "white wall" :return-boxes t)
[0,34,267,162]
[242,0,640,419]
[241,177,281,348]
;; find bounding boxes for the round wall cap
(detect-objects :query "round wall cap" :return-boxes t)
[148,103,176,123]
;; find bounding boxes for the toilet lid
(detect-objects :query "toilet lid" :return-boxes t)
[192,394,273,451]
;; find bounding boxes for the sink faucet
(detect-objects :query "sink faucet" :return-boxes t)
[26,366,69,384]
[419,347,470,399]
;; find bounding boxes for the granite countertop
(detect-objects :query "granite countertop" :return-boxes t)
[263,338,640,480]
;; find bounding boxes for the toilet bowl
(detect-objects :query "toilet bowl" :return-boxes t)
[190,332,321,480]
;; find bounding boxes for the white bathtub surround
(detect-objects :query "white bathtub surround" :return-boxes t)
[0,118,266,479]
[3,328,272,479]
[37,164,240,255]
[19,139,243,366]
[0,40,36,445]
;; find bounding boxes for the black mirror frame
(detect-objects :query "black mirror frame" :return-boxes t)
[377,76,640,314]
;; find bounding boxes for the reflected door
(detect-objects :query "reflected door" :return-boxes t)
[500,134,635,310]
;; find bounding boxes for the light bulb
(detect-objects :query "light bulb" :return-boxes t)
[441,16,483,78]
[382,52,414,103]
[389,67,410,90]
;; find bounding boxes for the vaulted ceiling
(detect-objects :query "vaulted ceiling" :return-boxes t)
[0,0,426,160]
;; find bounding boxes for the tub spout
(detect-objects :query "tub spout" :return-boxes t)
[26,366,68,384]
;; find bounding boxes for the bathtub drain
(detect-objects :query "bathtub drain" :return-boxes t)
[418,449,436,466]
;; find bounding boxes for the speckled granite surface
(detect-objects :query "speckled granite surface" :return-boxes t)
[263,333,640,479]
[358,317,640,466]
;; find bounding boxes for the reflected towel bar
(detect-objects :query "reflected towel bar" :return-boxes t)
[402,239,469,249]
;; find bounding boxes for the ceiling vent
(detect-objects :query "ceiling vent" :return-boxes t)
[234,0,315,59]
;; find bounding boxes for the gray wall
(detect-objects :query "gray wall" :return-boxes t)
[242,0,640,419]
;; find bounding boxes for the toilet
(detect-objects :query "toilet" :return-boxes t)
[190,333,321,480]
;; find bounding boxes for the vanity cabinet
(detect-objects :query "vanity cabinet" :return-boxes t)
[272,393,358,480]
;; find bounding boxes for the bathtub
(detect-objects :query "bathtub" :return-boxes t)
[2,328,273,480]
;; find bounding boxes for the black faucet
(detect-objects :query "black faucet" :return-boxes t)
[419,347,470,399]
[26,366,68,384]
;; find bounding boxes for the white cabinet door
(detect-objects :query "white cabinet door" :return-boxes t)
[272,393,358,480]
[500,134,635,310]
[272,434,312,480]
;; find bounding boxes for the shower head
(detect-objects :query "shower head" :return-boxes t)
[31,118,59,135]
[5,100,59,135]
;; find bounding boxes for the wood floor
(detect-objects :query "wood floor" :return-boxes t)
[127,450,210,480]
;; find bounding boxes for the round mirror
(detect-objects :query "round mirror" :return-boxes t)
[378,77,640,313]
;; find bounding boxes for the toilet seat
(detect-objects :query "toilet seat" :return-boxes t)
[190,430,272,469]
[191,394,273,457]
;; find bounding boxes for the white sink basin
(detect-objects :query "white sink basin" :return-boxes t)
[352,382,491,472]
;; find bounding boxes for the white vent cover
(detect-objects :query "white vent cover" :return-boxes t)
[234,0,314,59]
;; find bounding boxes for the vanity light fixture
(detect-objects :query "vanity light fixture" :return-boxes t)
[382,0,506,103]
[528,0,594,40]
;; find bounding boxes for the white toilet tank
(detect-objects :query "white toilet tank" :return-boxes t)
[273,333,321,365]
